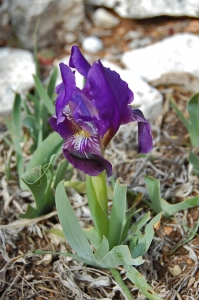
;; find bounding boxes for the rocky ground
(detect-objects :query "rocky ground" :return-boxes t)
[1,9,199,300]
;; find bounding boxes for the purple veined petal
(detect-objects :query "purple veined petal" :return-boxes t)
[131,108,153,154]
[69,88,97,119]
[69,46,91,78]
[49,115,58,133]
[56,107,82,140]
[55,82,65,117]
[56,63,76,116]
[62,134,112,177]
[88,61,134,137]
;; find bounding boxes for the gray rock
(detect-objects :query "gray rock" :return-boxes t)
[82,36,103,53]
[122,33,199,81]
[5,0,84,49]
[85,0,199,18]
[93,8,120,29]
[128,37,151,49]
[0,48,35,114]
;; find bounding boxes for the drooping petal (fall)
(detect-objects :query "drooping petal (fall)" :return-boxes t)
[62,134,112,176]
[131,109,153,153]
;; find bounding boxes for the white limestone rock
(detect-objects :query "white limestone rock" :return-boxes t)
[82,36,103,53]
[0,48,35,114]
[85,0,199,18]
[5,0,84,48]
[122,33,199,82]
[93,8,120,29]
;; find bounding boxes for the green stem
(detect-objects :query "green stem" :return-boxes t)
[86,172,109,239]
[90,171,108,214]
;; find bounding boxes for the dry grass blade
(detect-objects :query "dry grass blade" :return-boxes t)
[0,211,57,230]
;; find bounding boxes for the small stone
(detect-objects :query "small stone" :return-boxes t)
[64,32,76,44]
[163,226,173,235]
[188,277,195,287]
[93,8,120,29]
[124,30,143,40]
[82,36,103,53]
[186,258,193,265]
[168,265,182,277]
[36,254,52,266]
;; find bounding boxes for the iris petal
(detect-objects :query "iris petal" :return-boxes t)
[49,115,58,133]
[88,61,134,137]
[69,46,91,78]
[62,135,112,176]
[131,109,153,153]
[56,63,76,116]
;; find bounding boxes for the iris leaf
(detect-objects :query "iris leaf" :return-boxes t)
[108,179,127,249]
[187,93,199,146]
[145,175,199,218]
[26,132,62,172]
[130,213,161,258]
[83,227,101,250]
[55,180,95,264]
[188,151,199,175]
[110,268,134,300]
[125,264,162,300]
[7,93,24,188]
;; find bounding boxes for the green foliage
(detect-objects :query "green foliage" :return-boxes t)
[6,64,58,187]
[188,151,199,175]
[19,154,71,218]
[145,175,199,218]
[6,94,24,188]
[26,68,58,151]
[54,180,162,299]
[171,93,199,147]
[169,219,199,254]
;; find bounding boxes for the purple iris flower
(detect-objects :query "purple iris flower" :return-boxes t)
[49,46,152,177]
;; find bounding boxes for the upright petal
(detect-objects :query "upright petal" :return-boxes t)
[131,109,153,153]
[56,63,76,116]
[69,46,91,78]
[88,61,134,137]
[62,135,112,176]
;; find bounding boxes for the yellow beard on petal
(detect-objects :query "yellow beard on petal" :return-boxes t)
[74,130,91,138]
[73,130,91,155]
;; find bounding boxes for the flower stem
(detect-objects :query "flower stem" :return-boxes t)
[86,172,109,239]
